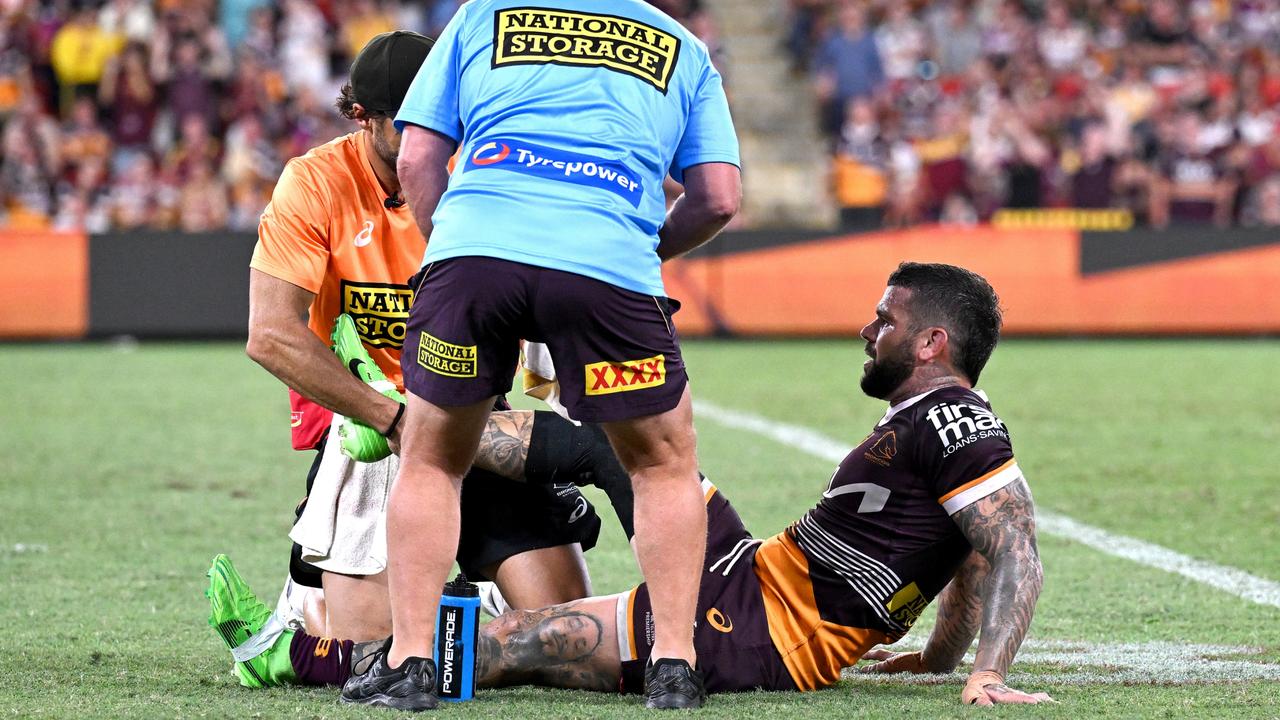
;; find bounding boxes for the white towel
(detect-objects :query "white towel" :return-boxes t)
[288,414,396,577]
[520,341,580,425]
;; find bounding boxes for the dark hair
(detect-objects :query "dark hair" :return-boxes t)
[887,262,1003,383]
[334,83,391,121]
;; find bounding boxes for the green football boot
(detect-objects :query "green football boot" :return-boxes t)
[331,314,405,463]
[205,554,297,688]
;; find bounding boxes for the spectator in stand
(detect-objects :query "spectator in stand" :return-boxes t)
[105,152,157,229]
[813,2,884,137]
[831,97,889,230]
[239,6,277,60]
[1241,173,1280,226]
[97,0,154,45]
[914,99,970,219]
[1063,119,1123,209]
[152,7,231,133]
[787,0,827,72]
[1036,0,1088,74]
[53,153,109,232]
[277,0,329,99]
[927,1,982,78]
[98,42,156,169]
[219,0,270,50]
[48,3,122,115]
[60,94,111,185]
[1134,0,1192,71]
[221,114,279,231]
[341,0,396,60]
[165,113,220,185]
[1150,110,1238,227]
[1,94,61,227]
[1238,87,1277,148]
[177,158,228,232]
[981,0,1031,67]
[877,2,926,84]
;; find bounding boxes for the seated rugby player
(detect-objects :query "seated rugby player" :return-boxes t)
[456,262,1050,705]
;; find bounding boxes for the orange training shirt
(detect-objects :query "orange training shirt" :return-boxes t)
[251,131,424,388]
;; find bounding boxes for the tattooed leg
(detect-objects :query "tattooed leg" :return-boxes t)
[474,410,534,479]
[476,595,622,691]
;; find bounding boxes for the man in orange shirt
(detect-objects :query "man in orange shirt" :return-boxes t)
[211,31,631,690]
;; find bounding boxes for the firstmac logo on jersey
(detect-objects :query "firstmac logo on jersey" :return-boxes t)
[492,8,680,93]
[465,138,643,207]
[925,402,1008,458]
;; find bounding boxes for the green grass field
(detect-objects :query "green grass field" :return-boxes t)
[2,339,1279,719]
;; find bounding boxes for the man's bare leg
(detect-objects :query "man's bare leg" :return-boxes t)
[321,571,391,641]
[484,543,591,610]
[601,387,703,665]
[385,393,494,668]
[477,595,622,691]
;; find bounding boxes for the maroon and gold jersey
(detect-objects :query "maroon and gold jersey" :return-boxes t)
[753,385,1025,690]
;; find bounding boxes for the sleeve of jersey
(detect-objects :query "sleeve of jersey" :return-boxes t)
[916,408,1022,516]
[669,53,740,184]
[250,160,330,294]
[394,3,468,141]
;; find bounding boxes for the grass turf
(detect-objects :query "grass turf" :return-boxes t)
[1,339,1278,718]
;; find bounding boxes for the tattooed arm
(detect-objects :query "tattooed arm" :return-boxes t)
[473,410,533,479]
[921,550,990,672]
[474,597,622,692]
[949,477,1051,705]
[857,551,989,675]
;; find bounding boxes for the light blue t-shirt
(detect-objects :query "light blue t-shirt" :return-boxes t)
[395,0,740,296]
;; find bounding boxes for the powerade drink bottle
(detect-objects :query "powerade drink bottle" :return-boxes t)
[435,573,480,702]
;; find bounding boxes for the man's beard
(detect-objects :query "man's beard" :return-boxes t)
[860,342,914,400]
[371,126,398,171]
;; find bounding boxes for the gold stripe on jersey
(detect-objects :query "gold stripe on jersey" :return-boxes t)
[753,532,888,691]
[938,458,1022,514]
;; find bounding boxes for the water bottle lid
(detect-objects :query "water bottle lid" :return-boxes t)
[443,572,479,597]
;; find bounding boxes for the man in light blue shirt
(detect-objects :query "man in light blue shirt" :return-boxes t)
[340,0,741,711]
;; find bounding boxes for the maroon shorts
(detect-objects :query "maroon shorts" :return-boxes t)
[402,257,688,423]
[618,481,799,693]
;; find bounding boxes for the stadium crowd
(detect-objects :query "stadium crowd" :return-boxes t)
[0,0,718,232]
[797,0,1280,229]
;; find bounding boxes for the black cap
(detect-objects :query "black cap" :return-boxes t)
[349,31,434,115]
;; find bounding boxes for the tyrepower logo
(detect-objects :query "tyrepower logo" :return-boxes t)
[924,402,1008,458]
[418,333,477,378]
[464,137,643,207]
[584,355,665,395]
[492,7,680,93]
[340,281,413,348]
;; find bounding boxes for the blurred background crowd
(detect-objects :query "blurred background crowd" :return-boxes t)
[4,0,1280,233]
[797,0,1280,229]
[0,0,718,232]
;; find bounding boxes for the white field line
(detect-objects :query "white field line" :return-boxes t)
[693,400,1280,609]
[841,639,1280,685]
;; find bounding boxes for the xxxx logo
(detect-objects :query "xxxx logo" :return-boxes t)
[584,355,665,396]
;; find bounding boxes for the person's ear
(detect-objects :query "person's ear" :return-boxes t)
[352,103,371,129]
[916,326,949,364]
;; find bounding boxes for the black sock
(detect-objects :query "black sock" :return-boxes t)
[525,411,636,539]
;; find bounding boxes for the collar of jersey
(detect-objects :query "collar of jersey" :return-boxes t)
[877,386,988,427]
